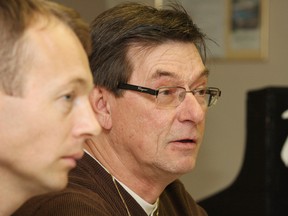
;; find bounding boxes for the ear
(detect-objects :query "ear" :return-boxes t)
[89,87,112,130]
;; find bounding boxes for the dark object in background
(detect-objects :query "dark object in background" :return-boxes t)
[199,87,288,216]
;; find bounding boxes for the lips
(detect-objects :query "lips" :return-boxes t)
[168,136,198,150]
[63,150,84,161]
[61,151,84,169]
[172,136,197,144]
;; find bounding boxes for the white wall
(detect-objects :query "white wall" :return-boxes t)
[54,0,288,201]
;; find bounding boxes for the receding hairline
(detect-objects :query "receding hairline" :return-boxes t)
[125,40,209,80]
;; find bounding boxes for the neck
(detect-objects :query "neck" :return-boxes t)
[0,195,25,216]
[0,171,31,216]
[84,138,175,204]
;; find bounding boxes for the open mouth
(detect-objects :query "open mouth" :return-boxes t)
[169,139,197,151]
[178,139,195,143]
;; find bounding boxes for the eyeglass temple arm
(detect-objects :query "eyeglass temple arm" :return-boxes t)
[207,88,221,106]
[118,83,158,95]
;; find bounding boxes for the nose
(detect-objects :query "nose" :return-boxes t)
[178,92,206,123]
[73,98,101,138]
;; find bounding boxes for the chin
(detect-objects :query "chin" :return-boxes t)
[165,160,196,175]
[177,159,197,173]
[38,174,68,194]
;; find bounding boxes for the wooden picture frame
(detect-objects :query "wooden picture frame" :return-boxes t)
[226,0,269,60]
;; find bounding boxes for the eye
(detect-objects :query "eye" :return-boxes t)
[194,88,207,97]
[159,88,178,96]
[59,91,77,113]
[63,92,75,101]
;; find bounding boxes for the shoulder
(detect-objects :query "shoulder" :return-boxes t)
[13,189,110,216]
[159,180,208,216]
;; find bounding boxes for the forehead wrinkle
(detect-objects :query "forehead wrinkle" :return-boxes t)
[151,69,179,80]
[150,67,209,83]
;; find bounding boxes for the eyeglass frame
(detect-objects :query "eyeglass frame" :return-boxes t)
[117,83,221,108]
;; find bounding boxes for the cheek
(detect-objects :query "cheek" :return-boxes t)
[200,118,206,133]
[113,96,174,142]
[136,110,174,149]
[137,107,168,127]
[0,98,72,161]
[24,111,72,152]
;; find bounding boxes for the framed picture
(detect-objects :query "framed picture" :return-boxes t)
[155,0,269,60]
[227,0,269,59]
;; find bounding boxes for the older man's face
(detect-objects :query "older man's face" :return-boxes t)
[110,42,208,179]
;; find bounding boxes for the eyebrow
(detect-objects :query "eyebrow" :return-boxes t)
[151,68,210,81]
[200,68,210,78]
[55,77,93,94]
[70,77,93,91]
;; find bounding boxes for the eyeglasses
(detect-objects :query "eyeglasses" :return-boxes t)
[118,83,221,108]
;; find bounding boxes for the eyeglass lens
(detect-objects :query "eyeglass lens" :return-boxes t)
[156,87,220,108]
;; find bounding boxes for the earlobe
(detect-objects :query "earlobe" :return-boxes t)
[89,88,112,129]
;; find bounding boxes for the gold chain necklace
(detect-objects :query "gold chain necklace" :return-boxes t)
[112,176,132,216]
[111,176,159,216]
